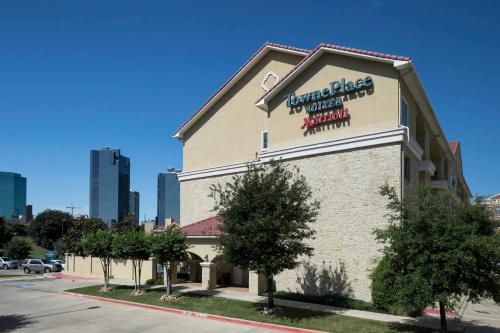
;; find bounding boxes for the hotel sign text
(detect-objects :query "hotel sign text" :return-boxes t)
[284,76,373,129]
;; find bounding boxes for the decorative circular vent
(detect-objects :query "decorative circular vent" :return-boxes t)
[261,71,279,92]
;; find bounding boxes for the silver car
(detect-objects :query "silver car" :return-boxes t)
[0,257,19,269]
[21,259,63,274]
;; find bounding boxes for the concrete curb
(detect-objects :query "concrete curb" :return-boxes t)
[47,272,99,280]
[59,291,325,333]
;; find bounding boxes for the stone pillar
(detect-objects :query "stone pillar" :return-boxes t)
[200,262,217,289]
[248,271,266,295]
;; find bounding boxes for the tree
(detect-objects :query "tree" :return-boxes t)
[81,230,115,292]
[210,160,319,309]
[373,185,500,332]
[150,225,189,300]
[53,239,67,258]
[112,230,151,295]
[63,216,107,255]
[5,238,32,260]
[112,213,137,233]
[29,210,73,249]
[6,222,28,237]
[0,217,14,247]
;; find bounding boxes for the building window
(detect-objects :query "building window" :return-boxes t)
[496,206,500,215]
[401,96,409,127]
[404,157,411,181]
[261,131,268,151]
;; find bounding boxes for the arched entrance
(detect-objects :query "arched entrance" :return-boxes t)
[180,252,203,283]
[212,255,249,289]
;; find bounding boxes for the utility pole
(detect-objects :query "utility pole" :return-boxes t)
[65,205,82,216]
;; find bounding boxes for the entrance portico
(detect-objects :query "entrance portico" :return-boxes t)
[180,217,266,295]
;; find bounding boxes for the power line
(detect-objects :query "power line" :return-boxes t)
[65,204,82,216]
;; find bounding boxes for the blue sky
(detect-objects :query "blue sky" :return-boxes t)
[1,0,499,219]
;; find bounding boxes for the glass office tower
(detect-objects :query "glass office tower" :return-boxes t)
[0,172,27,219]
[157,169,180,225]
[129,190,140,225]
[89,148,130,227]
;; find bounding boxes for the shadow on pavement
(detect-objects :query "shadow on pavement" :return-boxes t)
[27,306,101,319]
[0,314,35,333]
[462,322,500,333]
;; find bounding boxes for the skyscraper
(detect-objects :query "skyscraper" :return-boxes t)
[89,148,130,227]
[157,169,180,225]
[0,172,27,219]
[129,190,140,225]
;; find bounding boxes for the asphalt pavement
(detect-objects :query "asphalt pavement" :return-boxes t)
[0,277,273,333]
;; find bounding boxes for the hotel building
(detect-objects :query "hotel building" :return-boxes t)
[173,42,471,301]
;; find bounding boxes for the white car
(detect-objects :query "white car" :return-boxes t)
[50,259,65,270]
[0,257,19,269]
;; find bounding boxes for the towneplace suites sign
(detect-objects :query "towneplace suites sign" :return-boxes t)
[284,76,373,129]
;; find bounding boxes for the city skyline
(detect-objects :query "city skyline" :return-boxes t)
[89,148,130,226]
[1,1,499,219]
[157,170,180,225]
[0,171,27,219]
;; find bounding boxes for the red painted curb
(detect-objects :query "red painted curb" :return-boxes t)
[423,308,457,318]
[48,273,98,280]
[59,291,324,333]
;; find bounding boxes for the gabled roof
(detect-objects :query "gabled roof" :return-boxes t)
[172,42,310,139]
[180,216,222,236]
[449,141,459,155]
[255,43,411,110]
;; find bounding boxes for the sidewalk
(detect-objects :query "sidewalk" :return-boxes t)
[56,273,500,333]
[168,284,468,332]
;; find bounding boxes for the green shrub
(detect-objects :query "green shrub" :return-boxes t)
[370,256,425,316]
[146,277,164,285]
[146,274,188,286]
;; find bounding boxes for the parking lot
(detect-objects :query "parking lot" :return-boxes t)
[0,276,272,333]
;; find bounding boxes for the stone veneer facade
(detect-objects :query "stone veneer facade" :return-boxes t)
[180,143,402,301]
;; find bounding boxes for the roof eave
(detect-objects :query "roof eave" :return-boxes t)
[255,46,410,109]
[396,62,455,160]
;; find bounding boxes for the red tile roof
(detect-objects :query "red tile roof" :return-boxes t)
[256,43,411,104]
[173,41,410,138]
[317,43,410,61]
[449,141,459,155]
[180,216,222,236]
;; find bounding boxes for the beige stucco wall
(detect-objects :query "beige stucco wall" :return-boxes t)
[182,51,304,172]
[65,254,156,282]
[266,53,400,151]
[400,79,419,136]
[186,237,219,261]
[179,144,401,301]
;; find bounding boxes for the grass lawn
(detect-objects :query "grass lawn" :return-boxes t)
[14,236,48,258]
[0,275,25,279]
[67,285,440,333]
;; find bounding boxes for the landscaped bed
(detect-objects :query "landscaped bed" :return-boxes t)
[274,291,383,313]
[66,285,441,333]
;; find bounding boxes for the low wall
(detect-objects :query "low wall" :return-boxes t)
[65,253,156,281]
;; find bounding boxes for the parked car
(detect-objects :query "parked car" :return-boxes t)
[21,259,63,274]
[0,257,19,270]
[50,259,65,270]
